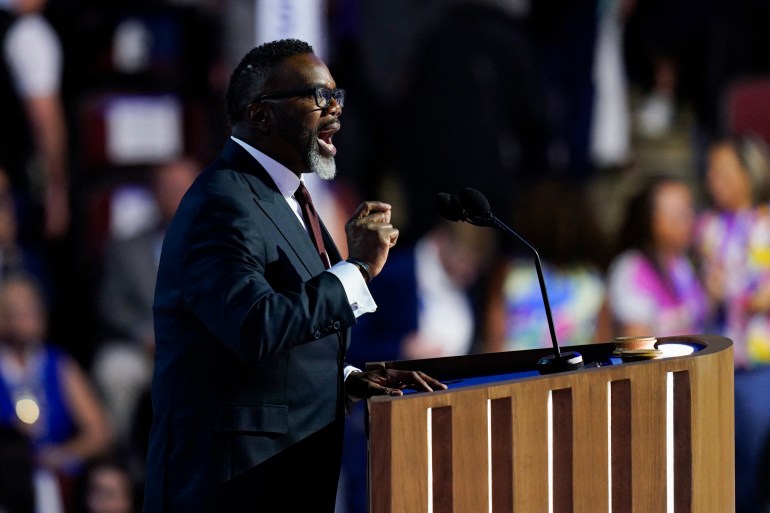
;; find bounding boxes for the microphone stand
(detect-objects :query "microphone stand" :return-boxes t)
[439,188,584,373]
[477,214,584,373]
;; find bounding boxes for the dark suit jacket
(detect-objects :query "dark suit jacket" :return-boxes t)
[143,140,355,513]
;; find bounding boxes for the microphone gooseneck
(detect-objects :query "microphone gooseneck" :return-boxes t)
[435,188,583,374]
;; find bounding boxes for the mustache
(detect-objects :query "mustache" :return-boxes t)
[317,120,341,133]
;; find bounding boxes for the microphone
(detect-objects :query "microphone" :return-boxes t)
[435,188,584,374]
[435,190,492,227]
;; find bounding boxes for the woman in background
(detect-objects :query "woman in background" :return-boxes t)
[695,135,770,366]
[694,135,770,513]
[606,176,709,337]
[0,275,112,512]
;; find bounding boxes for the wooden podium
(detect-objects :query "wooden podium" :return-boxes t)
[366,335,734,513]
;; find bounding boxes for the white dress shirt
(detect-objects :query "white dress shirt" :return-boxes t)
[230,136,374,379]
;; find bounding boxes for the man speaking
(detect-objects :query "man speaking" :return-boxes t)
[143,39,445,513]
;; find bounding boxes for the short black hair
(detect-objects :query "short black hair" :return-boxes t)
[225,39,314,125]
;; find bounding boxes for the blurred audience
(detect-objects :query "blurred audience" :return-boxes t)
[482,178,611,352]
[0,275,112,512]
[347,219,495,368]
[91,157,198,442]
[625,0,770,155]
[75,456,136,513]
[694,135,770,366]
[626,0,681,141]
[607,176,709,336]
[396,0,549,242]
[590,0,633,171]
[0,0,69,240]
[0,1,765,511]
[0,167,49,294]
[694,135,770,513]
[531,0,598,181]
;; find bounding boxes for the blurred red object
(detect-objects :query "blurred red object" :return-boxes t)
[725,76,770,146]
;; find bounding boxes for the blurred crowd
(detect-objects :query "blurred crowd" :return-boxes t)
[1,0,770,512]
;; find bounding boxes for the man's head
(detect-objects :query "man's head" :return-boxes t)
[226,39,343,180]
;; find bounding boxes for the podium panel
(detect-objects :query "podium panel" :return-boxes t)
[367,335,734,513]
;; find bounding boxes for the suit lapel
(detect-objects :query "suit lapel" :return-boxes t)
[220,140,341,274]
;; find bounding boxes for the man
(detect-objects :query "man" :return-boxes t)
[143,39,445,513]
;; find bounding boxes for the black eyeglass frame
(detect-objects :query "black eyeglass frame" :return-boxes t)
[253,86,345,109]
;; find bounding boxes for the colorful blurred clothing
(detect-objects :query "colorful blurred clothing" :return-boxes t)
[695,206,770,366]
[500,259,605,350]
[607,249,709,336]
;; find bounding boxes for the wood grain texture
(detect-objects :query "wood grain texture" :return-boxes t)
[367,335,735,513]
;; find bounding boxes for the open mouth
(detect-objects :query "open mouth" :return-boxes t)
[316,123,340,157]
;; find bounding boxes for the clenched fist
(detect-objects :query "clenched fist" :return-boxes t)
[345,201,399,280]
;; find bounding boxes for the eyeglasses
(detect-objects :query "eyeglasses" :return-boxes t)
[254,86,345,109]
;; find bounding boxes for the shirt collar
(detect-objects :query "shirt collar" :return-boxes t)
[230,136,303,199]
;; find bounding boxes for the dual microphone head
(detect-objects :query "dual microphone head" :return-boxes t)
[434,188,584,374]
[434,188,493,227]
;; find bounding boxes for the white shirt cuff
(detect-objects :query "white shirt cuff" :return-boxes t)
[343,365,361,381]
[327,261,377,318]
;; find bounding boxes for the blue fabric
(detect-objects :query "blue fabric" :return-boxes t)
[734,366,770,513]
[0,346,76,447]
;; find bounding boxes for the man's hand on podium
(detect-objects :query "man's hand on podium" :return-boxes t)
[345,367,447,401]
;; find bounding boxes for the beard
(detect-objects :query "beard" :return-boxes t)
[273,107,337,180]
[308,142,337,180]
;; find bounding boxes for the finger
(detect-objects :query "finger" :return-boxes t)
[417,371,448,390]
[378,385,403,397]
[351,201,392,220]
[363,222,393,232]
[409,371,447,392]
[376,227,399,247]
[350,216,391,232]
[357,210,391,224]
[388,228,399,248]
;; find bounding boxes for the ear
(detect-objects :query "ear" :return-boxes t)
[246,103,270,133]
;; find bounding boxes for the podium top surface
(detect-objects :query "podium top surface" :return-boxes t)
[365,334,732,394]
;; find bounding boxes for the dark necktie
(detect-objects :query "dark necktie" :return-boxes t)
[295,182,331,269]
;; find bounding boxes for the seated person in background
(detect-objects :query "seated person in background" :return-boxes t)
[694,135,770,367]
[607,176,709,337]
[75,456,137,513]
[482,178,610,352]
[91,158,198,441]
[347,219,496,366]
[0,275,113,511]
[694,135,770,513]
